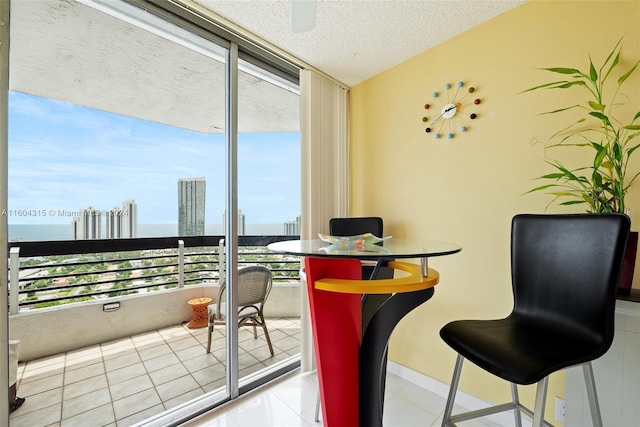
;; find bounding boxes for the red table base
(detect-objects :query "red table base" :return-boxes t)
[305,257,438,426]
[305,257,362,427]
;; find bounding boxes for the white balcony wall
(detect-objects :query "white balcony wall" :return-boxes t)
[9,284,300,361]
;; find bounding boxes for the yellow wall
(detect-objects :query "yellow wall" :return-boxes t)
[350,0,640,422]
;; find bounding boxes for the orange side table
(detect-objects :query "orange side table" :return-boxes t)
[187,297,212,328]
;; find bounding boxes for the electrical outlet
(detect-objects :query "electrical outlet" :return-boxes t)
[555,396,565,422]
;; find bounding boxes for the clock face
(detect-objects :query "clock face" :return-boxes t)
[422,82,481,139]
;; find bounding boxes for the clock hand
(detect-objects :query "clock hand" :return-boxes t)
[431,105,457,126]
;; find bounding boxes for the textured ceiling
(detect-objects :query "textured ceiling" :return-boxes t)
[9,0,526,134]
[193,0,527,86]
[10,0,299,133]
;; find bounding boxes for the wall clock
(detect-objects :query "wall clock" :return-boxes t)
[422,81,481,139]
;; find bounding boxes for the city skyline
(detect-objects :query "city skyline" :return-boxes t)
[72,200,138,240]
[8,91,301,227]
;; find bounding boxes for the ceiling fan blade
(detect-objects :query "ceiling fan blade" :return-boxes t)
[291,0,316,33]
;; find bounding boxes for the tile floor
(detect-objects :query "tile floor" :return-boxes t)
[11,316,515,427]
[10,318,301,427]
[184,370,509,427]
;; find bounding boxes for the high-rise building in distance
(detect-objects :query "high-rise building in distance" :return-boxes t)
[72,206,102,240]
[121,199,137,238]
[73,200,137,240]
[284,215,301,235]
[106,199,138,239]
[178,178,206,236]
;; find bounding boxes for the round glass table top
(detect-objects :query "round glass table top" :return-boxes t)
[267,239,461,260]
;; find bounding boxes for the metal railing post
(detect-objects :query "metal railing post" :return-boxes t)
[9,247,19,315]
[178,240,184,288]
[218,238,225,283]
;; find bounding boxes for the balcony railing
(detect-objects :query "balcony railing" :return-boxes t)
[8,235,301,313]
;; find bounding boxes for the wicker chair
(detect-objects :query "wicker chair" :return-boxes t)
[206,266,274,356]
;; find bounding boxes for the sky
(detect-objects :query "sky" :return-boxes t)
[8,91,301,226]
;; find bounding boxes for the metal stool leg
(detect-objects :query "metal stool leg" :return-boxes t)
[442,354,464,427]
[583,362,603,427]
[511,382,523,427]
[532,377,548,427]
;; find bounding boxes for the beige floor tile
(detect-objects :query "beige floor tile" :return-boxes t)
[155,374,201,402]
[201,378,226,394]
[143,352,181,372]
[115,403,165,427]
[64,353,104,372]
[101,338,135,359]
[239,363,268,379]
[191,364,226,388]
[239,336,269,351]
[25,354,66,370]
[113,388,162,420]
[19,373,64,397]
[109,374,154,401]
[10,387,62,417]
[138,343,172,361]
[104,351,142,372]
[66,345,102,361]
[266,329,289,342]
[238,352,260,370]
[149,363,190,386]
[272,336,300,352]
[174,344,206,361]
[248,345,279,361]
[102,345,137,361]
[21,362,65,384]
[62,387,112,419]
[64,361,106,385]
[164,387,204,410]
[168,336,201,352]
[182,353,218,373]
[13,319,300,427]
[132,336,167,352]
[63,373,108,400]
[159,326,192,342]
[60,402,115,427]
[131,330,163,345]
[9,402,62,427]
[106,362,148,385]
[269,319,295,328]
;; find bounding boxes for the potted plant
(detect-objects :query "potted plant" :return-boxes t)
[524,38,640,294]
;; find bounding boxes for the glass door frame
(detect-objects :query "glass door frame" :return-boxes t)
[0,0,301,424]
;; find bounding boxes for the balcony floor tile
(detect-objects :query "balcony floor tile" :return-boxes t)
[11,318,300,426]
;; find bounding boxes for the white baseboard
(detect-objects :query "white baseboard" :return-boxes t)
[386,360,532,427]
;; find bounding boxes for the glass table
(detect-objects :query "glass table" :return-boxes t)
[268,238,462,427]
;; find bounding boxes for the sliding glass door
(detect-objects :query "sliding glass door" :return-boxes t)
[236,57,301,388]
[4,0,300,424]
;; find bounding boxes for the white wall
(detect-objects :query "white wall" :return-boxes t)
[10,284,301,361]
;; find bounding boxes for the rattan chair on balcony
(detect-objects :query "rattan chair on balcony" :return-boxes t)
[206,266,274,356]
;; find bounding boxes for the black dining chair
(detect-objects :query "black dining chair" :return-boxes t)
[440,213,630,427]
[329,216,385,280]
[329,216,384,237]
